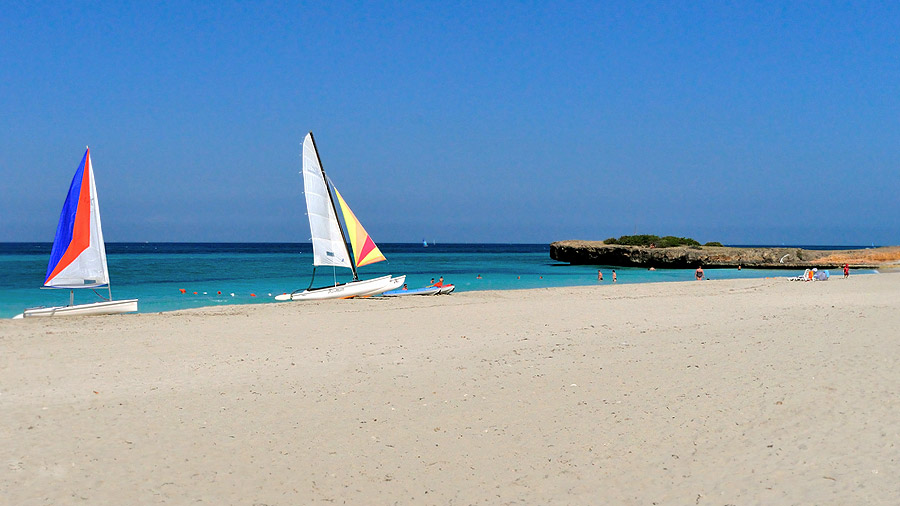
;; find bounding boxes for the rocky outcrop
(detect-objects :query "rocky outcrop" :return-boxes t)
[550,240,900,269]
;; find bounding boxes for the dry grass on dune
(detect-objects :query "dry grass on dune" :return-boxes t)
[815,246,900,265]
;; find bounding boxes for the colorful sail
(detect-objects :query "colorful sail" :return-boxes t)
[44,148,110,288]
[333,187,386,268]
[302,133,353,269]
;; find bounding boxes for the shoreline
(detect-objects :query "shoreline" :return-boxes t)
[3,266,884,320]
[3,275,898,503]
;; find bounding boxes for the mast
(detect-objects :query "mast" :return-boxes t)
[86,146,114,301]
[307,132,359,281]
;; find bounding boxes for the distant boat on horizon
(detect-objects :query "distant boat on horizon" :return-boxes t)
[15,147,138,318]
[423,238,428,247]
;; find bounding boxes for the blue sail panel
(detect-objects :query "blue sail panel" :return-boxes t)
[44,150,89,284]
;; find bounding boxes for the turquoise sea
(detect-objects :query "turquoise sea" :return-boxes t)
[0,243,877,319]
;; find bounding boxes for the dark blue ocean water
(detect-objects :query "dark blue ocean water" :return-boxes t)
[0,243,877,318]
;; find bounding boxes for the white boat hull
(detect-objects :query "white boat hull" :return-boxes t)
[276,275,394,301]
[438,284,455,294]
[364,275,405,296]
[345,275,406,298]
[20,299,139,318]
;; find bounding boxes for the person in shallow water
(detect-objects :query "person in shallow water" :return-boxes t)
[695,265,704,281]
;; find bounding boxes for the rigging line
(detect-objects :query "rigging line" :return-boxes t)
[91,288,111,301]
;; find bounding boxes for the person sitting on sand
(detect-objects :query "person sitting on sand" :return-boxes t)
[695,265,704,281]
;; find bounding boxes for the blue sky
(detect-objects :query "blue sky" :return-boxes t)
[2,1,898,244]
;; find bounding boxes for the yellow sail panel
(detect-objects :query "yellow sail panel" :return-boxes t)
[334,188,386,268]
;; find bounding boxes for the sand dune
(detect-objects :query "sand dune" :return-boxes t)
[2,275,898,504]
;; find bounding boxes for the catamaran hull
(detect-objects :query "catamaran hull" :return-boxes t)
[277,275,394,301]
[18,299,139,318]
[345,275,406,298]
[362,275,405,296]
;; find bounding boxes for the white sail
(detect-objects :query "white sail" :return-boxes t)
[302,133,352,269]
[88,157,110,285]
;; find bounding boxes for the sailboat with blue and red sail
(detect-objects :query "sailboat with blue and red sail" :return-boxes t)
[276,132,404,301]
[15,148,138,318]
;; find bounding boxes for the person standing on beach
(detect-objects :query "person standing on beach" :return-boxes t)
[597,270,603,281]
[695,265,704,281]
[844,263,850,278]
[612,270,617,283]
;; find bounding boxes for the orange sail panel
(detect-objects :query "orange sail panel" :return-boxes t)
[333,188,386,268]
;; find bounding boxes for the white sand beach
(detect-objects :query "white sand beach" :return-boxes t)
[2,275,899,504]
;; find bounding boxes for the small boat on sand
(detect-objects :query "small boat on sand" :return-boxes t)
[276,132,403,301]
[382,286,441,297]
[15,147,137,318]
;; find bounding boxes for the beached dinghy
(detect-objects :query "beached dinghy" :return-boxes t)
[276,132,402,301]
[382,285,442,297]
[14,148,137,318]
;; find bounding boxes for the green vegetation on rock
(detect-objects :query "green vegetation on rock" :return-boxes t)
[603,235,704,248]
